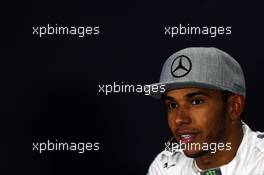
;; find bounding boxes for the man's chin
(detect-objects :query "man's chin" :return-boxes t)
[183,149,209,158]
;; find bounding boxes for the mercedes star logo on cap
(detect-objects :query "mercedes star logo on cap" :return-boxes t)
[170,55,192,78]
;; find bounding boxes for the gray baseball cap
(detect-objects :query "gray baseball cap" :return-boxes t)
[149,47,246,99]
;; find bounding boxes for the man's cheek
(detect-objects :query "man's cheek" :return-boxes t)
[167,117,176,132]
[194,114,212,131]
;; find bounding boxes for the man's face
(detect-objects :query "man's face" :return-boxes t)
[164,87,230,158]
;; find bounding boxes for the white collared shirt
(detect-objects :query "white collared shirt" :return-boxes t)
[147,123,264,175]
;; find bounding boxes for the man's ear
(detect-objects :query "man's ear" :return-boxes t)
[228,95,245,121]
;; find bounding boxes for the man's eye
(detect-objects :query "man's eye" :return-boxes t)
[167,102,178,110]
[191,99,204,105]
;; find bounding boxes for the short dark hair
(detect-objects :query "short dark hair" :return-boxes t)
[221,91,234,103]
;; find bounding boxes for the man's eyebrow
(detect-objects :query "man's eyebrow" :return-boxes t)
[163,96,175,101]
[185,91,211,98]
[162,90,211,101]
[162,90,211,100]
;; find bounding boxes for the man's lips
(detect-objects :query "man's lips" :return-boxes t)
[178,134,197,143]
[175,131,199,144]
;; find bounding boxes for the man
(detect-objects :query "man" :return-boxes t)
[147,47,264,175]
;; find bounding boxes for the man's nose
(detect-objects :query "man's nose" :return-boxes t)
[174,106,191,126]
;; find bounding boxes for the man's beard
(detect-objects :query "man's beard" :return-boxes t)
[184,149,210,158]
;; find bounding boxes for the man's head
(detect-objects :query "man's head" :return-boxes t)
[149,47,246,158]
[163,87,244,157]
